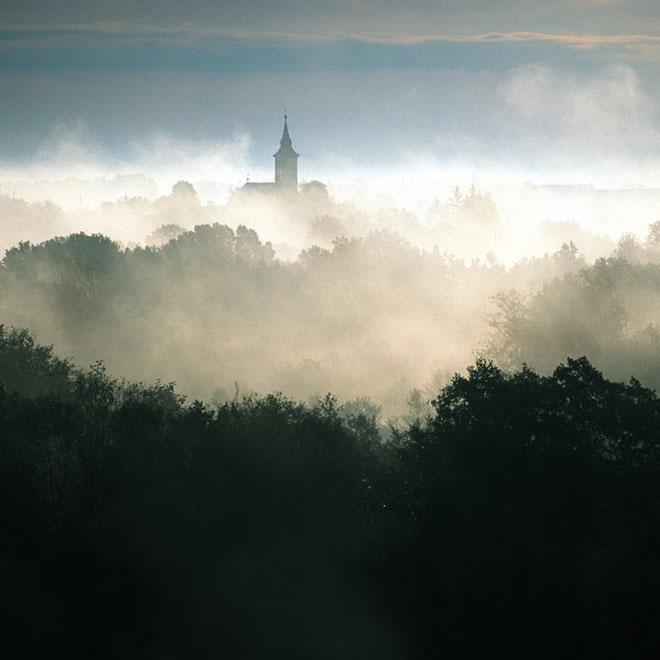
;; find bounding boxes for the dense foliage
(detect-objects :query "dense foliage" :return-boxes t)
[4,329,660,659]
[487,244,660,388]
[0,226,587,413]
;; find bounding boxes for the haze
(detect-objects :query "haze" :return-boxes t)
[8,4,660,658]
[3,0,660,417]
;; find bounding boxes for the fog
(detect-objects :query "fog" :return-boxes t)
[3,55,660,418]
[4,142,653,259]
[4,145,660,418]
[8,3,660,654]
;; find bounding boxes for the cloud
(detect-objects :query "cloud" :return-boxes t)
[499,64,660,154]
[4,22,660,49]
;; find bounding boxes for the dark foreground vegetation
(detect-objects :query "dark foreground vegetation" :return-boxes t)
[3,325,660,659]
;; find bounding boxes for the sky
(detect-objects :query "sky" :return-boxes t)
[3,1,660,188]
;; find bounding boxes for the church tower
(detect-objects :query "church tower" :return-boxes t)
[273,114,299,191]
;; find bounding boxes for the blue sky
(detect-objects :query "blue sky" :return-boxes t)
[3,1,660,185]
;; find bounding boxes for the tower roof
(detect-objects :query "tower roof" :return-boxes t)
[273,113,299,159]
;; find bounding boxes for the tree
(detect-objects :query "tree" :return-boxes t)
[385,357,660,658]
[0,325,72,396]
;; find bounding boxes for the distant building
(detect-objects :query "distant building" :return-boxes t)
[241,114,300,193]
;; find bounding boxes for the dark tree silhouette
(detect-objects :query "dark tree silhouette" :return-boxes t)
[3,330,660,659]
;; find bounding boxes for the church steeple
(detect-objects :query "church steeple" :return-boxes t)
[273,113,299,190]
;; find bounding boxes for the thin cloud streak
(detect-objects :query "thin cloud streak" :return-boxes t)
[4,26,660,74]
[4,23,660,47]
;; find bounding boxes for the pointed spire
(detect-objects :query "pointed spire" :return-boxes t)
[274,111,299,158]
[280,112,292,147]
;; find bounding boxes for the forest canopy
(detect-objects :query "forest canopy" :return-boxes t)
[3,222,660,414]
